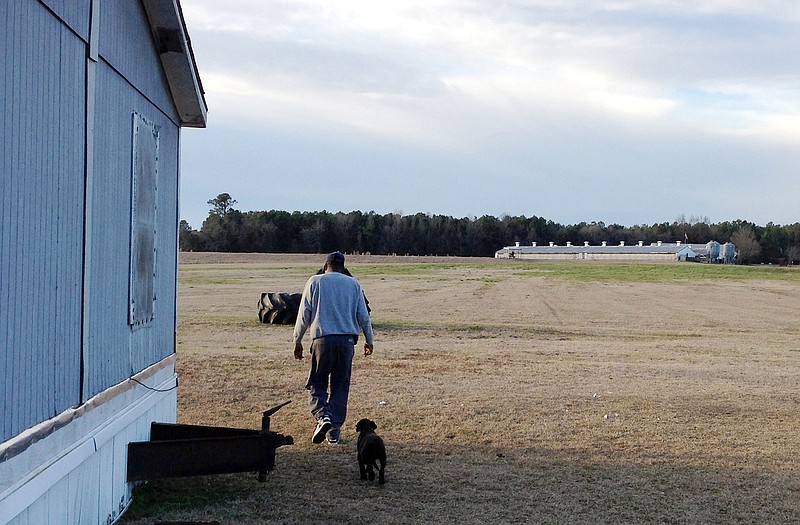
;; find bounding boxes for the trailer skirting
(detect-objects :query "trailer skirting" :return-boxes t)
[0,355,177,525]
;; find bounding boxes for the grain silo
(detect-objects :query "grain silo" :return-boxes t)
[706,241,721,262]
[721,242,736,264]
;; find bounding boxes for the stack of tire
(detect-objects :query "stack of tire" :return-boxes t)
[258,292,302,325]
[259,268,371,326]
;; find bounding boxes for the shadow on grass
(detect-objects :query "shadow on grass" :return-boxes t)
[122,473,261,521]
[119,442,800,525]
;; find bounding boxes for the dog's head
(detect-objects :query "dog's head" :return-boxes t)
[355,418,377,434]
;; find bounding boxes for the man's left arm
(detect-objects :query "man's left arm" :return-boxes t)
[355,283,374,356]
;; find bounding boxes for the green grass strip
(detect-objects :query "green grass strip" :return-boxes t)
[512,261,800,282]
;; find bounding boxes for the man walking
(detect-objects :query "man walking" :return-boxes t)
[293,252,374,445]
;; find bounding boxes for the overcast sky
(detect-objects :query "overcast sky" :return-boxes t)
[178,0,799,230]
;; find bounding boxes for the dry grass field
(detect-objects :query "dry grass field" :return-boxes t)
[121,253,800,524]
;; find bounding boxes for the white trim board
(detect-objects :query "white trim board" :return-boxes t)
[0,370,176,524]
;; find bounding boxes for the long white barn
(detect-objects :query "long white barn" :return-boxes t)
[495,241,708,261]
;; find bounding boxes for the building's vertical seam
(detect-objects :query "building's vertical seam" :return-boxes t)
[81,0,100,404]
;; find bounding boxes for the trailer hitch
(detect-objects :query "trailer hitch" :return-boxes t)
[127,401,294,482]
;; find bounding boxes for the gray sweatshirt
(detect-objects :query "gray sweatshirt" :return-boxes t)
[293,271,374,346]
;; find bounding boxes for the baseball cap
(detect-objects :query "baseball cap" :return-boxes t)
[326,251,345,264]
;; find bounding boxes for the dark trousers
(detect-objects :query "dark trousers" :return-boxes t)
[306,335,355,430]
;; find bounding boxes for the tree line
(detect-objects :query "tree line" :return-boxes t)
[179,193,800,264]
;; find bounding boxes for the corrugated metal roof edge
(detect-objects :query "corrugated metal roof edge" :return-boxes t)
[141,0,207,128]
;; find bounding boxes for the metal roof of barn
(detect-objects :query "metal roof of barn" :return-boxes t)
[497,243,706,255]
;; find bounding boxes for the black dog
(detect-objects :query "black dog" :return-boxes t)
[355,418,386,484]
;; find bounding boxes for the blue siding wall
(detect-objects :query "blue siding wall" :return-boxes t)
[84,61,180,397]
[82,0,181,398]
[101,0,179,125]
[41,0,91,39]
[2,0,184,440]
[1,0,86,441]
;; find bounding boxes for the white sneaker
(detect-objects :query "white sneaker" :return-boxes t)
[327,426,341,445]
[312,417,332,444]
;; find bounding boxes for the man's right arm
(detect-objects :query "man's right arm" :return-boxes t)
[293,277,315,344]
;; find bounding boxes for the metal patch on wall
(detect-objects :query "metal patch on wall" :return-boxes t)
[129,112,160,328]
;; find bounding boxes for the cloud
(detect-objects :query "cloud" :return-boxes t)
[178,0,800,228]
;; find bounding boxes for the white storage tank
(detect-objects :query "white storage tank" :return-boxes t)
[706,241,721,262]
[722,242,736,264]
